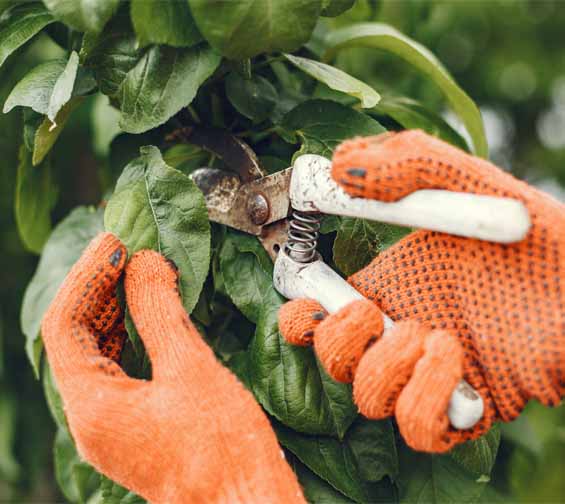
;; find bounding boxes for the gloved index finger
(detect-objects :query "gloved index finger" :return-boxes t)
[124,250,219,382]
[290,150,530,243]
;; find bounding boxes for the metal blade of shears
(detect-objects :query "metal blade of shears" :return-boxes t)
[191,167,293,260]
[167,126,293,259]
[191,167,292,236]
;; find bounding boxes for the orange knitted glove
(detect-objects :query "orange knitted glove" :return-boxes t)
[42,233,305,503]
[279,130,565,453]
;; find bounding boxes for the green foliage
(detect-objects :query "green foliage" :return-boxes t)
[130,0,202,48]
[0,3,55,69]
[2,1,563,502]
[219,231,357,437]
[85,21,222,133]
[225,72,279,122]
[334,219,410,276]
[399,447,488,503]
[294,458,357,503]
[187,0,323,59]
[284,53,379,108]
[98,477,145,504]
[4,51,94,164]
[372,97,469,151]
[53,429,98,503]
[449,426,501,479]
[43,0,120,34]
[321,0,356,17]
[280,99,385,158]
[105,146,211,314]
[325,23,488,157]
[14,146,57,254]
[0,394,19,483]
[277,418,398,502]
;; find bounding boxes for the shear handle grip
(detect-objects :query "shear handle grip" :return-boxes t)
[290,155,531,244]
[273,248,484,430]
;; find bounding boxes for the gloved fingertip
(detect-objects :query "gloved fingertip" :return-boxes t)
[353,320,425,417]
[332,129,468,202]
[395,329,463,453]
[279,299,325,346]
[125,250,179,292]
[314,299,384,383]
[83,232,127,271]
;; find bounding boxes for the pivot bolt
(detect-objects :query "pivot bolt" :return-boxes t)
[247,193,270,225]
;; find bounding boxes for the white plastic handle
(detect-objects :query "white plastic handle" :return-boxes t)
[290,154,531,243]
[273,248,484,430]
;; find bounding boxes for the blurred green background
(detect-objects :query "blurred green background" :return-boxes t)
[1,0,564,501]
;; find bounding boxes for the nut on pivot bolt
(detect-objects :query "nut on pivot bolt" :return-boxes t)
[247,193,270,225]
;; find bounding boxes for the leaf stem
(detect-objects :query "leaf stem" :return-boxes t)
[186,105,201,124]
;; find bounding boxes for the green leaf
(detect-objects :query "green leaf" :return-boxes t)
[277,418,398,503]
[99,476,146,504]
[187,0,322,59]
[88,30,221,133]
[23,109,44,152]
[372,97,469,152]
[4,59,69,116]
[345,419,399,483]
[225,72,278,123]
[280,99,386,159]
[398,444,490,504]
[502,402,565,501]
[449,426,500,479]
[284,54,379,108]
[42,362,66,429]
[509,437,565,503]
[14,145,57,254]
[163,143,208,175]
[321,0,355,17]
[219,231,357,437]
[0,3,55,69]
[291,456,355,503]
[219,232,274,322]
[21,206,105,376]
[324,23,488,157]
[502,401,565,456]
[3,53,90,163]
[47,50,78,123]
[54,428,99,503]
[334,218,410,277]
[43,0,120,33]
[130,0,202,48]
[0,393,20,482]
[91,94,121,157]
[0,314,3,378]
[33,96,84,165]
[104,146,211,314]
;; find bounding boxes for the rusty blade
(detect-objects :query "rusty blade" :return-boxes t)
[166,126,265,182]
[191,167,293,236]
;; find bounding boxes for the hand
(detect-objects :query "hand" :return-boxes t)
[279,130,565,453]
[42,233,304,504]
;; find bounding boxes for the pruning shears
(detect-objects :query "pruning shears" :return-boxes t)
[170,126,531,432]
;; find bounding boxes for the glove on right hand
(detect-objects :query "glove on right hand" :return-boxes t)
[280,130,565,453]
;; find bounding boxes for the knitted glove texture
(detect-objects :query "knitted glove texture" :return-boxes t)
[279,130,565,452]
[42,233,305,503]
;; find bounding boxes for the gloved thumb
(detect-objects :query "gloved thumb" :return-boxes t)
[331,130,523,202]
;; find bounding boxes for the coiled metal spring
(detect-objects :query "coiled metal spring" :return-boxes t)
[285,210,321,263]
